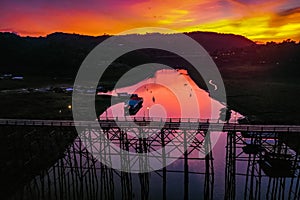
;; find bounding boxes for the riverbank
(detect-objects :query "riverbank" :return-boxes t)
[187,64,300,125]
[0,64,299,124]
[0,92,122,120]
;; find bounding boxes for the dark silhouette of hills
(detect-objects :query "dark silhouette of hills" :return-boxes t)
[187,31,256,52]
[0,31,255,77]
[0,32,109,76]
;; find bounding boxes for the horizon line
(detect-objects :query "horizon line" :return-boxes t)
[1,30,299,44]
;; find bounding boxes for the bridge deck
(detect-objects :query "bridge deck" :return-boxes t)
[0,118,300,133]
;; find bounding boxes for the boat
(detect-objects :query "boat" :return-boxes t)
[124,94,143,115]
[259,152,296,177]
[242,144,265,154]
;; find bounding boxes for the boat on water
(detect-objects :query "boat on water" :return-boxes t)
[259,152,296,177]
[124,94,143,115]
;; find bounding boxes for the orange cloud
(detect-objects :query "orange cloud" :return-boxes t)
[179,11,300,42]
[128,0,229,29]
[1,0,300,42]
[176,0,300,42]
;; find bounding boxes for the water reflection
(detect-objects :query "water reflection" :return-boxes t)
[225,131,300,200]
[10,129,300,200]
[104,69,225,120]
[11,128,214,200]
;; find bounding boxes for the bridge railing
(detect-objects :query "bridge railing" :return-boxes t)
[1,118,300,133]
[98,116,219,123]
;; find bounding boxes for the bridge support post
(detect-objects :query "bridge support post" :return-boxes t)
[204,130,214,200]
[225,131,236,200]
[184,129,189,200]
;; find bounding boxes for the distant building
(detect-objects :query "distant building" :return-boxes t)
[12,76,24,80]
[117,92,130,97]
[0,73,24,80]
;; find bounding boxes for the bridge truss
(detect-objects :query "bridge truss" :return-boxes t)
[1,118,300,200]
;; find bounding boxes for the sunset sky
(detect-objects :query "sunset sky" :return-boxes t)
[1,0,300,42]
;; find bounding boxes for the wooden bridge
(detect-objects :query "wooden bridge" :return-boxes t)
[1,118,300,200]
[1,117,300,133]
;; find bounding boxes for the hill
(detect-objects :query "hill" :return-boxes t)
[0,31,255,77]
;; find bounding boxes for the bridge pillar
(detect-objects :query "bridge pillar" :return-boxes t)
[204,130,214,200]
[225,131,236,200]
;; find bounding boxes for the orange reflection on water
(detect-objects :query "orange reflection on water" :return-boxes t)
[102,69,220,120]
